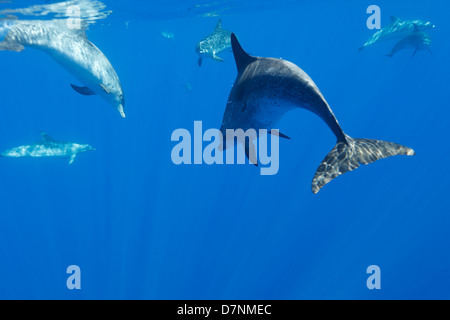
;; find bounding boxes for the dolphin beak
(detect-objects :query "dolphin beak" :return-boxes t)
[118,104,126,118]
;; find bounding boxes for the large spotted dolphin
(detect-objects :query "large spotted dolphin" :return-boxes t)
[220,34,415,193]
[1,132,95,165]
[195,19,232,66]
[359,16,434,51]
[0,18,125,118]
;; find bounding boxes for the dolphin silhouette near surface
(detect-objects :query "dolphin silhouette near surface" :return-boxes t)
[221,34,415,193]
[0,19,125,118]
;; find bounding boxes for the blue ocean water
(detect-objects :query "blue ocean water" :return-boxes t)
[0,0,449,300]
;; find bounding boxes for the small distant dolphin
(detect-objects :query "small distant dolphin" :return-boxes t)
[1,132,95,164]
[161,31,175,40]
[386,24,432,57]
[0,19,125,118]
[195,19,232,66]
[220,34,415,193]
[359,16,434,51]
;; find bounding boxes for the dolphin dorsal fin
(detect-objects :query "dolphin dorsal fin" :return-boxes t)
[412,23,420,32]
[215,19,222,31]
[390,15,400,23]
[40,132,56,142]
[231,33,256,73]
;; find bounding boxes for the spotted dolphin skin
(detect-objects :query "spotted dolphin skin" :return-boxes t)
[387,24,432,57]
[195,19,232,66]
[0,19,125,118]
[221,34,415,193]
[359,16,434,51]
[1,133,95,164]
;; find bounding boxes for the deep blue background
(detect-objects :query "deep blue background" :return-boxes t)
[0,0,449,299]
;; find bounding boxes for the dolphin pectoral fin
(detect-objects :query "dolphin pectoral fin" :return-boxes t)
[269,130,291,140]
[198,57,203,66]
[311,135,415,194]
[71,84,95,96]
[68,154,76,165]
[245,141,258,167]
[212,55,224,62]
[100,83,111,94]
[231,33,257,73]
[40,132,56,142]
[0,41,24,52]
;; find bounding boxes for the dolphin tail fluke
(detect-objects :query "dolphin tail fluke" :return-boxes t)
[311,135,415,194]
